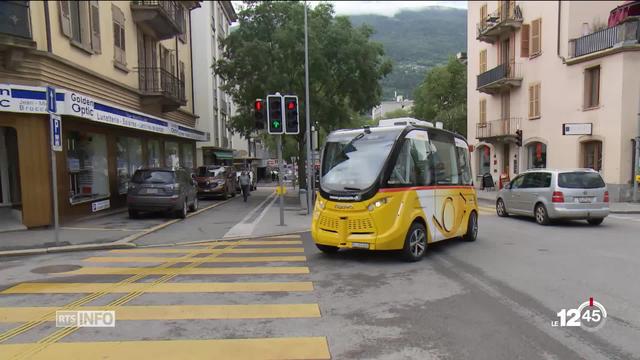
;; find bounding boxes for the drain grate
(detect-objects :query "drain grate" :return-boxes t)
[31,265,82,274]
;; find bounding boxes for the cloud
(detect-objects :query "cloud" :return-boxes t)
[316,1,467,16]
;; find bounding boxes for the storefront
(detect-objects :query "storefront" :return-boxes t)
[202,147,234,166]
[0,84,207,227]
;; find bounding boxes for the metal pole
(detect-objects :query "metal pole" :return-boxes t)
[50,136,60,247]
[277,134,285,226]
[304,2,313,214]
[634,137,639,202]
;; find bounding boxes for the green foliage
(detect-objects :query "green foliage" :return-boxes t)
[215,1,391,139]
[413,57,467,136]
[349,7,467,100]
[381,108,411,119]
[215,1,391,185]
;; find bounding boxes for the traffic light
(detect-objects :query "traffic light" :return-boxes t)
[267,95,283,134]
[254,99,265,130]
[284,95,299,134]
[515,129,523,147]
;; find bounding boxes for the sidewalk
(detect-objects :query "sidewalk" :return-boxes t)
[476,190,640,214]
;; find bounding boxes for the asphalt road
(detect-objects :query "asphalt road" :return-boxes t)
[0,199,639,359]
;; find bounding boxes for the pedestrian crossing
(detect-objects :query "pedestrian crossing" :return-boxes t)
[0,235,330,360]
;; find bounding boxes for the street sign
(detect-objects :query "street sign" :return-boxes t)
[46,86,57,114]
[50,114,62,152]
[563,123,592,135]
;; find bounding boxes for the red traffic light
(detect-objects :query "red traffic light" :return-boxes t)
[255,100,263,111]
[287,101,295,110]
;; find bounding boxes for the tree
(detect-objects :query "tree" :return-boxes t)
[214,1,392,186]
[413,57,467,136]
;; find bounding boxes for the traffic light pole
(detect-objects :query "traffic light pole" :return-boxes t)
[277,134,285,226]
[304,2,313,215]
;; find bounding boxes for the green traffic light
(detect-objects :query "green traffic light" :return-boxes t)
[273,120,280,128]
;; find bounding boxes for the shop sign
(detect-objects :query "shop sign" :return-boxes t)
[91,199,110,212]
[0,84,208,142]
[562,123,592,136]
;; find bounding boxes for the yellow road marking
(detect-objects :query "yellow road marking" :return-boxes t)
[110,247,305,254]
[0,304,321,322]
[60,227,142,232]
[62,266,310,275]
[83,255,307,263]
[1,282,314,294]
[0,337,331,360]
[187,240,302,246]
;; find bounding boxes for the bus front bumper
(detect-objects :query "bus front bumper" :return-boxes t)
[311,214,404,251]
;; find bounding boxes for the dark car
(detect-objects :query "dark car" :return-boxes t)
[195,166,237,199]
[127,168,198,219]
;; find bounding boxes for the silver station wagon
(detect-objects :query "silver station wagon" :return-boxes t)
[496,169,609,225]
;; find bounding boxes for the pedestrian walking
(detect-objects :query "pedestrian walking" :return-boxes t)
[239,171,251,202]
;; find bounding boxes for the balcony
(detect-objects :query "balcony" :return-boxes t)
[476,118,521,142]
[477,4,523,43]
[477,62,522,95]
[138,67,186,112]
[568,17,640,59]
[0,1,36,69]
[131,1,183,40]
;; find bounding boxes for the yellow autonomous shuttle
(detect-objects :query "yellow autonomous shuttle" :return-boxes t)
[311,118,478,261]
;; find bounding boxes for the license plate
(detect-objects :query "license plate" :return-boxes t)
[143,188,159,194]
[576,197,592,203]
[351,242,370,249]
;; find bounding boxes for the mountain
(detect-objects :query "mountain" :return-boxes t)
[349,7,467,101]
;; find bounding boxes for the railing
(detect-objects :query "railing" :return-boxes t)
[569,18,640,58]
[0,1,32,39]
[138,67,186,102]
[477,62,521,89]
[132,0,180,27]
[478,3,523,35]
[476,118,521,139]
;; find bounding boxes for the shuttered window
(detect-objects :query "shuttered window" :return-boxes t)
[89,1,101,53]
[479,99,487,125]
[59,0,100,54]
[531,18,541,56]
[112,5,126,66]
[480,4,488,28]
[479,49,487,73]
[584,66,600,109]
[521,24,530,58]
[528,83,541,119]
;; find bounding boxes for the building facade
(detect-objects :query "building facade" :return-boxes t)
[0,1,206,229]
[191,1,237,167]
[467,0,640,201]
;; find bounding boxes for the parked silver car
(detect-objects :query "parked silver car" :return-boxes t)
[496,169,609,225]
[127,168,198,219]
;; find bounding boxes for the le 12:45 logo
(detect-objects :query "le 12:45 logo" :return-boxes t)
[552,297,607,332]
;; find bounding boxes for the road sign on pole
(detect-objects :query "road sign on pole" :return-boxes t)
[47,86,61,247]
[50,114,62,152]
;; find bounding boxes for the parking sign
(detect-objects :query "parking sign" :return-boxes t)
[50,114,62,152]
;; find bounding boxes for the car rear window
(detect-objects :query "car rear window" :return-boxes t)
[197,167,224,177]
[131,170,175,184]
[558,172,605,189]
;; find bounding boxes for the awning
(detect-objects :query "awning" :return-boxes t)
[213,151,233,160]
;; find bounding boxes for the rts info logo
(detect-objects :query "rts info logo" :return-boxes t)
[552,297,607,331]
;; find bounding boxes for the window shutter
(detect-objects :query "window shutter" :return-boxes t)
[521,24,530,57]
[90,1,101,53]
[531,19,541,55]
[58,1,72,38]
[479,50,486,73]
[534,84,541,117]
[528,85,534,118]
[479,99,486,124]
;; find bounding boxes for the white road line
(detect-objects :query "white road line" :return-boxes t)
[222,192,277,238]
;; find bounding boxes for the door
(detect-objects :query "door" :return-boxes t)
[0,127,20,207]
[504,174,525,213]
[519,172,551,214]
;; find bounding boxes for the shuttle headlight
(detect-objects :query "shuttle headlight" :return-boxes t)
[368,198,388,211]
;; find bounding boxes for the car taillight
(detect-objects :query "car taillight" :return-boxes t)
[552,191,564,203]
[604,191,609,203]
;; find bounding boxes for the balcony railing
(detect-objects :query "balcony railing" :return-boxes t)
[477,3,523,43]
[569,18,640,58]
[476,118,521,140]
[138,67,186,111]
[131,1,182,40]
[477,62,522,94]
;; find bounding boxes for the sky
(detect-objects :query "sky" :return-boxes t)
[231,1,468,17]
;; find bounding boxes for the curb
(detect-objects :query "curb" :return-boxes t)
[137,230,310,248]
[610,210,640,214]
[0,198,232,258]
